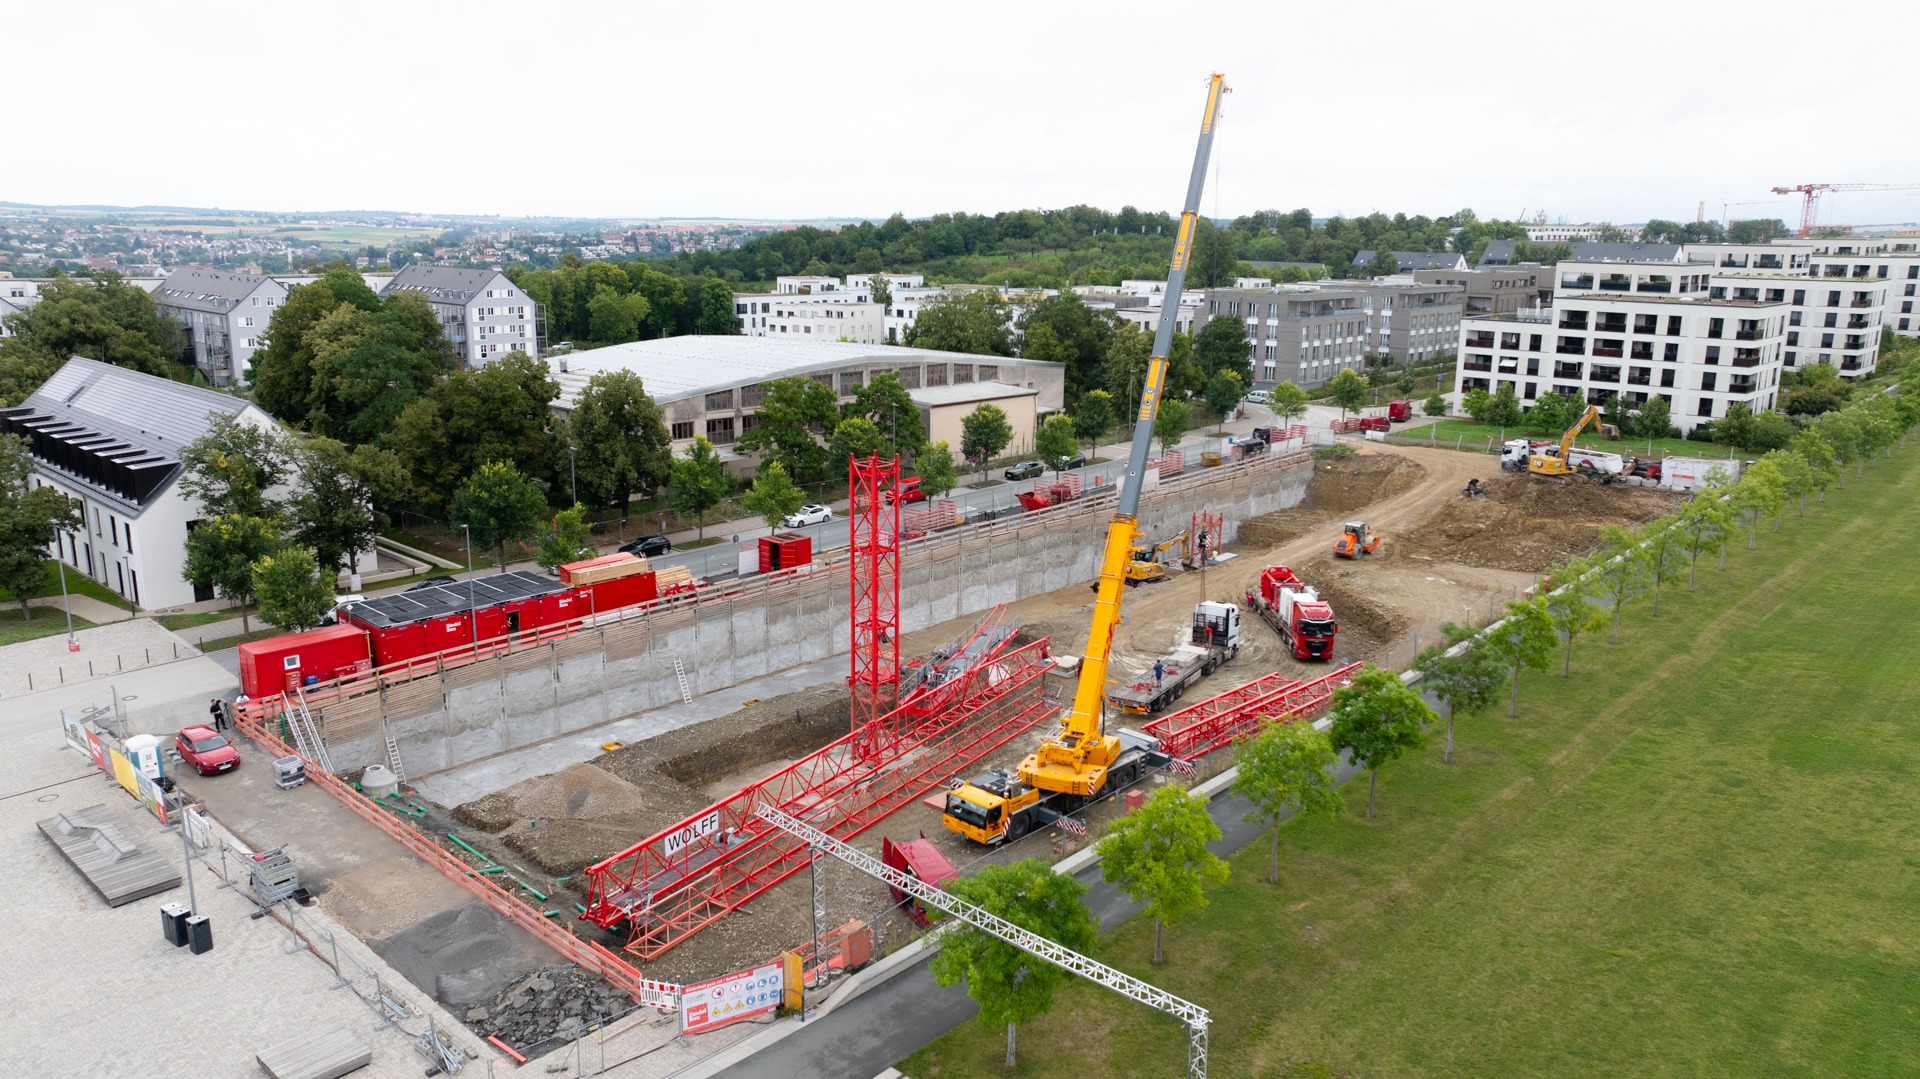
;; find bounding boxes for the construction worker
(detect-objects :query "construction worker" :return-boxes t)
[208,697,228,732]
[1153,660,1165,687]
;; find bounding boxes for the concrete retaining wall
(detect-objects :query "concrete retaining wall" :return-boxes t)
[315,452,1315,778]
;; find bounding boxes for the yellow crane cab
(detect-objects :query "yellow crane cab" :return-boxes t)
[1334,521,1381,558]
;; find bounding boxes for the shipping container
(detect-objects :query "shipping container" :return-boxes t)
[237,624,372,699]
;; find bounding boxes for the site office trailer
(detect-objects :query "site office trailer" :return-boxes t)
[237,623,373,697]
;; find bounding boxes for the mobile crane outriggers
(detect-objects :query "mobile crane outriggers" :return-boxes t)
[942,74,1230,844]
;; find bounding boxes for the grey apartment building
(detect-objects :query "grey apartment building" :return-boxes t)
[151,268,289,385]
[1355,280,1463,363]
[385,264,540,368]
[1197,288,1370,388]
[1415,266,1553,317]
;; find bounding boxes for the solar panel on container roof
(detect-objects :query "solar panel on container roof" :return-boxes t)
[341,570,566,629]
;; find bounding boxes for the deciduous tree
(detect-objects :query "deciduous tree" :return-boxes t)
[1232,721,1340,884]
[178,414,290,520]
[184,514,282,632]
[904,291,1013,356]
[0,434,82,620]
[1204,370,1244,427]
[1267,381,1310,426]
[742,461,805,531]
[1484,384,1523,428]
[451,461,548,569]
[1593,524,1651,642]
[1484,596,1557,715]
[826,416,888,469]
[841,371,926,461]
[917,442,958,498]
[1730,457,1787,549]
[566,370,672,519]
[1542,555,1606,673]
[1034,413,1078,474]
[1675,492,1735,590]
[929,859,1098,1069]
[1423,392,1447,418]
[1152,399,1190,456]
[1096,784,1229,964]
[960,403,1012,482]
[389,352,559,509]
[1326,368,1368,418]
[1072,389,1116,454]
[1414,622,1506,763]
[667,436,730,539]
[535,504,598,571]
[287,437,407,582]
[0,274,176,404]
[251,547,334,632]
[1192,312,1253,386]
[734,376,838,483]
[1327,666,1433,817]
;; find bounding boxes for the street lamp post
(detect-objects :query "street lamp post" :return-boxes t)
[56,553,75,650]
[461,524,477,650]
[569,443,578,507]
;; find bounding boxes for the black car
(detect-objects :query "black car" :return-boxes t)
[621,535,673,558]
[1004,460,1045,480]
[1063,454,1087,470]
[407,575,458,591]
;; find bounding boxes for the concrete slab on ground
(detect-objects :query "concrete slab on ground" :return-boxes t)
[0,615,206,700]
[0,728,492,1078]
[409,654,847,808]
[0,633,233,745]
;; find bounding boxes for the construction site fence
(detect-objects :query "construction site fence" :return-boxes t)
[293,443,1317,733]
[230,707,658,1006]
[1378,427,1751,462]
[2,636,200,700]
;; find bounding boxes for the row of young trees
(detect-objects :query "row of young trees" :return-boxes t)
[500,258,741,348]
[926,381,1918,1069]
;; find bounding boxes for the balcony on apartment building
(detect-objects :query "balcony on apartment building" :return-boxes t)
[1589,365,1622,384]
[1596,315,1628,333]
[1848,315,1871,329]
[1498,358,1520,374]
[1851,296,1874,307]
[1841,358,1864,371]
[1630,342,1654,361]
[1634,315,1659,334]
[1731,348,1763,368]
[1845,336,1866,350]
[1598,275,1632,292]
[1586,387,1613,405]
[1554,362,1584,379]
[1627,368,1653,386]
[1719,256,1749,268]
[1592,340,1626,358]
[1755,256,1784,269]
[1556,340,1586,355]
[1728,377,1759,395]
[1465,332,1496,349]
[1636,277,1674,293]
[1462,357,1494,372]
[1558,313,1589,330]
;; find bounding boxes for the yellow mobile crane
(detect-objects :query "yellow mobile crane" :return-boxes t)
[943,74,1229,845]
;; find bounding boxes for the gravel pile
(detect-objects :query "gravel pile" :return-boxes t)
[463,965,641,1056]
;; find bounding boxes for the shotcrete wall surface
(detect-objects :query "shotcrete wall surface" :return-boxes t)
[316,451,1314,776]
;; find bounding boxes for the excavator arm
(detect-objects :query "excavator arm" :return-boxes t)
[1557,405,1602,460]
[1017,73,1228,798]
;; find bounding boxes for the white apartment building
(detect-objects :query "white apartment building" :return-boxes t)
[151,268,289,385]
[845,272,925,293]
[385,264,536,367]
[1455,261,1790,433]
[1675,240,1903,367]
[735,275,876,337]
[0,358,288,609]
[1524,224,1645,243]
[764,301,887,344]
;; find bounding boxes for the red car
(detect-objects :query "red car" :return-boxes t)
[886,477,926,505]
[175,725,240,775]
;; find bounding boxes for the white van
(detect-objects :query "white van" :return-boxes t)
[1244,389,1269,405]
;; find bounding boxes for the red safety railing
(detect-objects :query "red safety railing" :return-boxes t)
[231,708,655,1002]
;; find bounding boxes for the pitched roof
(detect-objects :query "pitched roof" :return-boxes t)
[387,264,509,304]
[154,268,279,314]
[0,356,261,510]
[1352,251,1465,271]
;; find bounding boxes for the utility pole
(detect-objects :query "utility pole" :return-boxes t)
[461,524,477,649]
[56,554,75,649]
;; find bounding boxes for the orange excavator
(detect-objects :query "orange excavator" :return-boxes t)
[1333,520,1382,559]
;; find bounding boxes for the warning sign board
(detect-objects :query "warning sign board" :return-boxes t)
[680,961,784,1035]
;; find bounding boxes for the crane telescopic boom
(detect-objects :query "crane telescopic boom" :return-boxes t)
[1018,73,1228,797]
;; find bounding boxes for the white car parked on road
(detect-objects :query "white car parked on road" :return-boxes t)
[784,503,834,527]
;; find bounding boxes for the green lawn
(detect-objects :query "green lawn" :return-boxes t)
[906,448,1920,1078]
[0,605,99,646]
[158,610,241,632]
[0,560,131,608]
[1395,417,1744,460]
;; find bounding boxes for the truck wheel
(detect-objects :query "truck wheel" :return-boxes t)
[1007,814,1030,841]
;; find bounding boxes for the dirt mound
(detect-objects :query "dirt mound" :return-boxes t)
[1399,471,1683,573]
[1239,453,1425,547]
[1298,556,1410,645]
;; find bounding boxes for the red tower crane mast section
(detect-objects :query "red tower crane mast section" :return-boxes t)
[849,453,901,744]
[1770,183,1920,237]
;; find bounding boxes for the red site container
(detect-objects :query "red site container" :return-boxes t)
[237,623,371,698]
[759,532,813,573]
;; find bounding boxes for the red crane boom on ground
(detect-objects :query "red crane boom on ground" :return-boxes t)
[1770,182,1920,236]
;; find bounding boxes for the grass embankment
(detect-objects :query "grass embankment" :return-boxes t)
[0,560,130,608]
[1399,417,1740,460]
[906,446,1920,1078]
[0,606,100,646]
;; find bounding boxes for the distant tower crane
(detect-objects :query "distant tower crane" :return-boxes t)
[1770,183,1920,237]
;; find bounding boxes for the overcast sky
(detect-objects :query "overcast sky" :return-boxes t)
[9,1,1919,228]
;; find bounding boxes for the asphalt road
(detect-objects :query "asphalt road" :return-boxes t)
[716,737,1374,1079]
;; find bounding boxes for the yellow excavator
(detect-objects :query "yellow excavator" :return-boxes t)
[942,74,1231,845]
[1527,404,1607,477]
[1124,529,1189,586]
